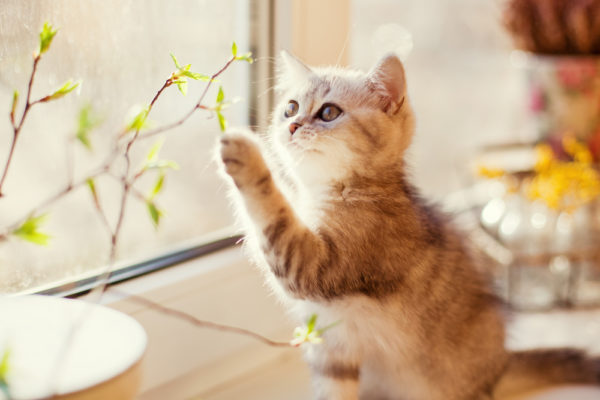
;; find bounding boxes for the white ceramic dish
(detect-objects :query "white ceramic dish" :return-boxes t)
[0,295,146,399]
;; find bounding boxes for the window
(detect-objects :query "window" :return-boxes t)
[0,1,257,293]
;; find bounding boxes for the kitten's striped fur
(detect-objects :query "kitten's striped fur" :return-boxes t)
[218,52,600,399]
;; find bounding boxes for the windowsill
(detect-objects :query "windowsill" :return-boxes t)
[199,350,311,400]
[91,245,300,398]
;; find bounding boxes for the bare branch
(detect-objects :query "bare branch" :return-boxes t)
[87,179,113,238]
[110,288,293,348]
[0,55,41,196]
[0,169,108,238]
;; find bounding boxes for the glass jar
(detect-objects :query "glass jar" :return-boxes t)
[480,192,600,310]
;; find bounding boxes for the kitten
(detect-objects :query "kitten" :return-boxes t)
[218,52,600,400]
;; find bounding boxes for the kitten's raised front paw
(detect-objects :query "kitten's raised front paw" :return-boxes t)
[219,130,269,188]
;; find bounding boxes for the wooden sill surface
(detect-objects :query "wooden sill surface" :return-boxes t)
[198,308,600,400]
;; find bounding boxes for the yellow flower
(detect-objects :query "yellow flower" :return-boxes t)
[534,143,554,172]
[563,135,593,164]
[477,166,505,179]
[527,141,600,211]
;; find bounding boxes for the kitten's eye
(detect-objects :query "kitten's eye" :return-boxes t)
[318,104,342,122]
[284,100,299,118]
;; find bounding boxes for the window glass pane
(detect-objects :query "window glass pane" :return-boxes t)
[351,0,523,198]
[0,0,250,292]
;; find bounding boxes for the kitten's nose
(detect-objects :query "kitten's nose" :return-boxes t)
[289,122,302,135]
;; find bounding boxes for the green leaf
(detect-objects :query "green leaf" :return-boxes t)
[76,104,101,150]
[0,347,10,380]
[231,41,238,57]
[235,52,254,64]
[179,70,210,81]
[170,52,182,70]
[0,347,10,397]
[176,79,188,96]
[217,111,227,132]
[38,22,58,55]
[142,139,179,171]
[150,173,165,199]
[146,139,164,163]
[306,314,318,333]
[146,201,162,228]
[86,178,98,202]
[169,53,210,93]
[12,214,51,245]
[46,80,80,101]
[145,160,180,171]
[10,90,18,119]
[216,86,225,104]
[76,132,91,149]
[126,105,150,132]
[315,320,341,336]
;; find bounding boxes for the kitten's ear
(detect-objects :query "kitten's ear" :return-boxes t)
[277,51,313,89]
[368,54,406,114]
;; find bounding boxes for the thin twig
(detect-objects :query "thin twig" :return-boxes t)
[105,172,146,203]
[129,185,147,202]
[141,56,236,140]
[65,138,75,187]
[87,180,113,239]
[0,55,41,196]
[111,289,293,348]
[93,55,239,291]
[0,169,107,237]
[149,78,172,109]
[106,78,173,266]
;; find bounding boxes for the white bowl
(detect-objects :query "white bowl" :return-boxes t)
[0,295,146,399]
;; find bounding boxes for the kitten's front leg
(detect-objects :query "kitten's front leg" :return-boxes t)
[220,131,361,399]
[220,128,369,307]
[219,129,336,298]
[219,129,281,223]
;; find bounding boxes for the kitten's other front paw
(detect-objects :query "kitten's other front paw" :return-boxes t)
[219,129,269,188]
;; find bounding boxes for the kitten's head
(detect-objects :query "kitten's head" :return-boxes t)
[269,52,415,185]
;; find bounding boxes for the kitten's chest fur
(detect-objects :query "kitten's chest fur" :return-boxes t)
[249,174,447,311]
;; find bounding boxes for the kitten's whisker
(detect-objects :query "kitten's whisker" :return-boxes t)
[251,56,278,64]
[335,23,353,67]
[258,84,277,99]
